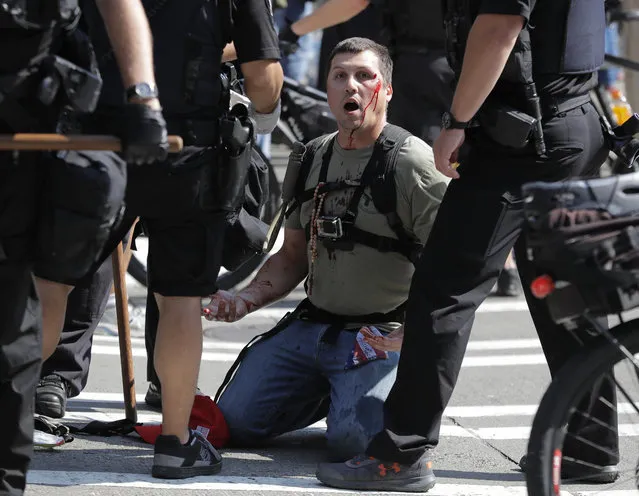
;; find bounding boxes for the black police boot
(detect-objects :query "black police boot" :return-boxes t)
[35,374,69,419]
[519,455,619,484]
[145,382,162,409]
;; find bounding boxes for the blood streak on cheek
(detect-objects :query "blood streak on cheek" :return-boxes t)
[361,75,382,120]
[347,75,382,148]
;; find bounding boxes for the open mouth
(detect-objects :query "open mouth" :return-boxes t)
[344,101,359,112]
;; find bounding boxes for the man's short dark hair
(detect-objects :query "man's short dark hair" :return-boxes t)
[327,37,393,85]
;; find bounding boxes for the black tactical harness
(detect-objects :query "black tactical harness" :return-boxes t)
[292,125,423,264]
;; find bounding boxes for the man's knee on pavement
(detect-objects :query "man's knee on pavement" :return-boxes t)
[217,393,275,445]
[326,395,386,461]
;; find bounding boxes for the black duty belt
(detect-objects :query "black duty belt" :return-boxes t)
[296,298,405,326]
[297,298,405,345]
[540,93,591,118]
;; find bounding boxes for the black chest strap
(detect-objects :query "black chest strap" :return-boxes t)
[298,126,423,263]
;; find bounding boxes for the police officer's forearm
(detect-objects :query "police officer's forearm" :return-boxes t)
[291,0,369,36]
[237,230,308,309]
[96,0,158,96]
[241,60,284,113]
[450,14,524,122]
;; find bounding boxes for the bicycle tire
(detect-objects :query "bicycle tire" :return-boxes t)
[525,320,639,496]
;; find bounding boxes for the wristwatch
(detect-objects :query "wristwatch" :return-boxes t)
[441,111,470,130]
[125,82,159,102]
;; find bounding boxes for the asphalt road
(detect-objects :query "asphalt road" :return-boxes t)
[23,275,639,496]
[25,147,639,495]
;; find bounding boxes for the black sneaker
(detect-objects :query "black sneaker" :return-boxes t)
[145,382,162,409]
[316,453,436,492]
[520,455,619,483]
[35,374,68,419]
[152,429,222,479]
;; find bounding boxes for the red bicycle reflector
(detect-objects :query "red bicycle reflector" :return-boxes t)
[531,275,555,299]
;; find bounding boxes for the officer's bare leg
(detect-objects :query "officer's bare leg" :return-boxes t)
[35,277,74,360]
[154,294,202,443]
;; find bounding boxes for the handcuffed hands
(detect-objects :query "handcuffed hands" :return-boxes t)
[201,290,259,323]
[119,103,169,165]
[361,325,404,353]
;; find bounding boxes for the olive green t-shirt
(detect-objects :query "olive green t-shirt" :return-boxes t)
[286,131,449,316]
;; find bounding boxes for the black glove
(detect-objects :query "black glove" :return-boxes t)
[278,20,300,56]
[119,103,169,165]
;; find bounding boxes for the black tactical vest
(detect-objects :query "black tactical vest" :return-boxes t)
[531,0,605,75]
[0,0,80,72]
[0,0,79,29]
[82,0,231,118]
[383,0,447,51]
[444,0,605,83]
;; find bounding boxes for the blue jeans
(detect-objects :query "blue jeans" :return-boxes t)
[217,318,399,460]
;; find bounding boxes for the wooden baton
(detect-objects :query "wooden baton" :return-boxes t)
[0,134,183,152]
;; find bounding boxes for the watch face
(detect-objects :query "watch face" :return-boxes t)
[136,83,155,98]
[127,82,158,101]
[442,112,451,129]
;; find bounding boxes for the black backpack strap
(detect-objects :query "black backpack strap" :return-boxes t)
[370,124,423,263]
[285,134,334,218]
[67,418,139,437]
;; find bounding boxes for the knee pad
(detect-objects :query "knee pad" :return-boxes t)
[35,150,126,283]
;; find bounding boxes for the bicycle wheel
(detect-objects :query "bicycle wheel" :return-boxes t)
[526,320,639,496]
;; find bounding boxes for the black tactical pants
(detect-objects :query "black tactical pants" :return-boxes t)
[0,150,44,496]
[40,256,113,397]
[367,101,619,466]
[387,48,455,146]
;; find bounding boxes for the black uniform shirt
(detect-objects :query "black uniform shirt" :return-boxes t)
[81,0,280,111]
[476,0,599,97]
[232,0,280,63]
[371,0,446,49]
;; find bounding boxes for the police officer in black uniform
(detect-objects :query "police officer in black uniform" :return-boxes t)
[79,0,282,479]
[376,0,454,146]
[316,0,615,492]
[0,0,167,493]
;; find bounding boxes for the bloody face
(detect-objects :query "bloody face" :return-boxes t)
[326,50,391,133]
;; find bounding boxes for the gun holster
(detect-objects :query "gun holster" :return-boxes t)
[38,26,102,112]
[38,55,102,112]
[200,103,255,212]
[478,103,537,149]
